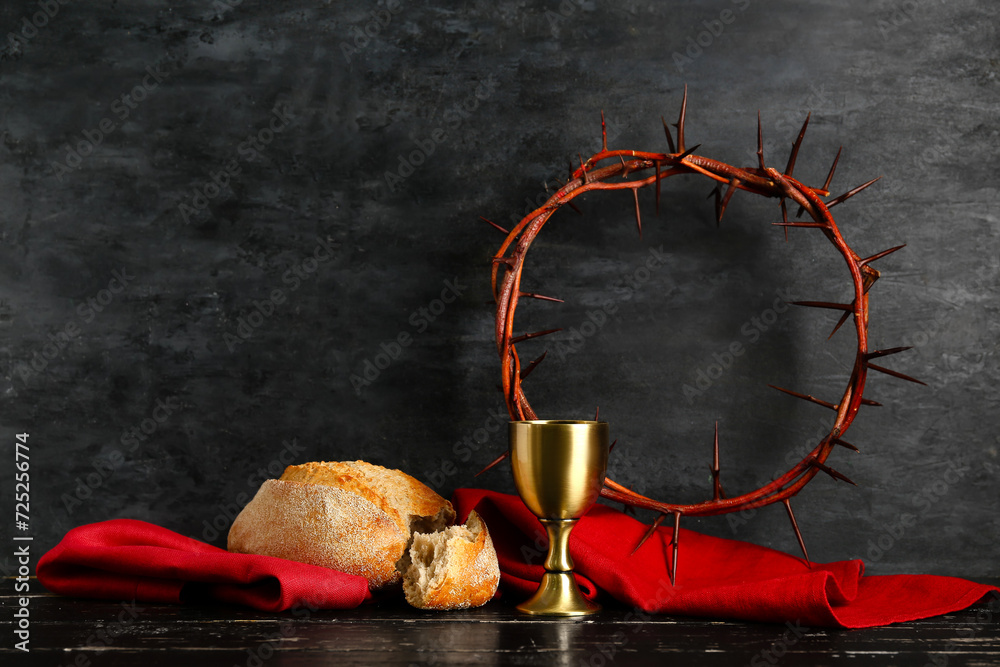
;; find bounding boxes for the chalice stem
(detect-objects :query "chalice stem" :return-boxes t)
[542,519,575,572]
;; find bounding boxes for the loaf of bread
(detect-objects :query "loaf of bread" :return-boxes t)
[402,510,500,610]
[227,460,455,590]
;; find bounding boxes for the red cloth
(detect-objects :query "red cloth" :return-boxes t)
[37,498,998,627]
[452,488,1000,628]
[36,519,371,611]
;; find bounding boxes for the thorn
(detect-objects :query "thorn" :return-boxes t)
[661,116,676,154]
[827,176,881,208]
[632,188,642,238]
[511,328,562,344]
[860,397,883,407]
[862,271,878,295]
[674,143,702,162]
[568,201,583,216]
[718,178,740,225]
[492,256,515,267]
[619,154,630,177]
[631,513,667,556]
[797,146,843,218]
[832,438,860,453]
[780,199,789,242]
[594,406,599,421]
[655,160,662,215]
[519,351,548,381]
[784,112,811,177]
[773,221,827,229]
[822,147,843,192]
[860,244,906,267]
[827,310,852,340]
[670,511,682,586]
[791,301,854,312]
[674,84,688,153]
[519,291,564,303]
[480,216,510,235]
[867,362,927,386]
[768,384,837,411]
[601,110,607,151]
[783,499,811,566]
[709,185,721,225]
[711,421,723,501]
[609,438,617,453]
[757,111,766,171]
[475,451,508,477]
[579,153,588,184]
[866,346,912,360]
[811,459,857,486]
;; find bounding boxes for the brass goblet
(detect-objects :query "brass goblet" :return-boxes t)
[509,420,610,616]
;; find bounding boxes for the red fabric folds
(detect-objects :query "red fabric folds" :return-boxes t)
[452,488,999,629]
[36,518,371,611]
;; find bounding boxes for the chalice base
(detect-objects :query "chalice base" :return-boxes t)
[515,572,601,616]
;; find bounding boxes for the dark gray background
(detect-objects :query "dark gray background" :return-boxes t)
[0,0,996,579]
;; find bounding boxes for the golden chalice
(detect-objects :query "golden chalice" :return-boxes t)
[509,420,610,616]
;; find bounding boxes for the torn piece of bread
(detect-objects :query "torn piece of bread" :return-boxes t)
[227,460,455,590]
[402,510,500,610]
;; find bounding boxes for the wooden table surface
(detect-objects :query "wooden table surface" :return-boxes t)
[4,577,999,666]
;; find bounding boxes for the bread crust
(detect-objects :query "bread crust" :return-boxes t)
[227,460,454,590]
[403,510,500,610]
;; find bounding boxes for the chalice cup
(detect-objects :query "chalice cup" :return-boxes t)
[509,420,610,616]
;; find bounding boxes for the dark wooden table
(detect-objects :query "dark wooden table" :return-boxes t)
[4,577,999,666]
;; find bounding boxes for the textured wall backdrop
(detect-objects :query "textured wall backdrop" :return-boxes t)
[0,0,997,579]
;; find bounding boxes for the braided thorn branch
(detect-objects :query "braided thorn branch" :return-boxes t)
[480,89,920,578]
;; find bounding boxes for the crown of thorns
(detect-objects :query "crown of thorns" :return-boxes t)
[480,87,923,585]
